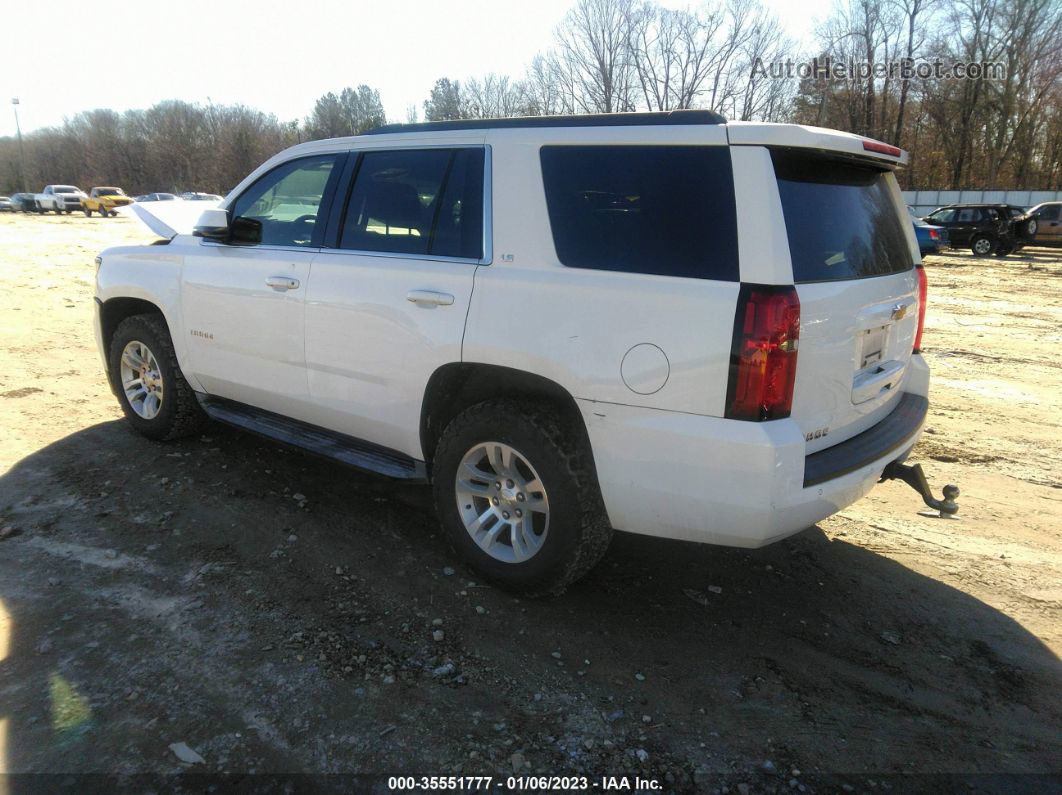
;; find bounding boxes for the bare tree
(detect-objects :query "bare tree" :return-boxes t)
[553,0,638,113]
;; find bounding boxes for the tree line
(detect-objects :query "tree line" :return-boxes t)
[1,0,1059,195]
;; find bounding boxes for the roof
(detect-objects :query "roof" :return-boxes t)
[365,109,727,135]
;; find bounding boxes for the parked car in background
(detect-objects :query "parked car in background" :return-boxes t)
[83,187,134,217]
[9,193,38,212]
[922,203,1036,256]
[1026,202,1062,247]
[0,196,11,212]
[35,185,87,214]
[180,192,223,201]
[908,206,948,256]
[134,193,181,202]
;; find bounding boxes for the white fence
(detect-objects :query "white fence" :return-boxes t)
[902,190,1062,216]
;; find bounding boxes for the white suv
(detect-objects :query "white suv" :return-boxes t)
[94,110,944,594]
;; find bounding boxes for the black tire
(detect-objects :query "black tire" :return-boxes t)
[84,208,93,217]
[108,313,207,441]
[971,234,995,256]
[995,241,1014,257]
[432,399,612,596]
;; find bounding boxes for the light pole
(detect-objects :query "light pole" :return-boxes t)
[11,98,26,192]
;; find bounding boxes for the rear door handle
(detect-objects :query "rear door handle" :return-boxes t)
[406,289,454,306]
[852,359,906,404]
[266,276,300,290]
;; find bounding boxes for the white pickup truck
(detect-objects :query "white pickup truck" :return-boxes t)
[35,184,87,214]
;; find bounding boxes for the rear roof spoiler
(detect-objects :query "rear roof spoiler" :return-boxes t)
[726,121,909,167]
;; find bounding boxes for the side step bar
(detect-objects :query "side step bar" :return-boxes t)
[197,395,427,481]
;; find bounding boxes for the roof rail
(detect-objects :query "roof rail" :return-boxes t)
[364,109,727,135]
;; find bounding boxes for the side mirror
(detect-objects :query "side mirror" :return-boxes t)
[229,216,262,245]
[193,208,230,240]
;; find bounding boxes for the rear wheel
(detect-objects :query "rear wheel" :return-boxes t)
[432,399,612,596]
[971,234,995,256]
[108,314,207,441]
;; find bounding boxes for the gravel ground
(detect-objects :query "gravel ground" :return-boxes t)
[0,212,1060,793]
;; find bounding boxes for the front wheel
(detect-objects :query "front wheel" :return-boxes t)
[108,314,207,441]
[432,399,612,596]
[971,234,995,256]
[84,207,93,217]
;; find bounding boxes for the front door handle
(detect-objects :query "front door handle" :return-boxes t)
[266,276,300,290]
[406,289,454,306]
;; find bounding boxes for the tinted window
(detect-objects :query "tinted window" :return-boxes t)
[927,209,955,224]
[539,145,738,281]
[232,155,339,247]
[956,208,979,223]
[773,151,913,283]
[340,148,484,259]
[1034,204,1060,221]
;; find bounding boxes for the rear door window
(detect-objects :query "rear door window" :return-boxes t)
[339,148,484,260]
[539,145,738,281]
[772,150,913,283]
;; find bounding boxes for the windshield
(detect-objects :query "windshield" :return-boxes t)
[97,187,123,195]
[773,151,913,283]
[55,186,80,194]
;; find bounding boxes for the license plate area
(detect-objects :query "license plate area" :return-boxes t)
[859,325,888,369]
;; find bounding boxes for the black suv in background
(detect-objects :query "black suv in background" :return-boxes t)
[923,203,1037,256]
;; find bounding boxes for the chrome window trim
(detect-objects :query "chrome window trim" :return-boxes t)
[481,145,493,265]
[198,240,323,254]
[314,247,480,266]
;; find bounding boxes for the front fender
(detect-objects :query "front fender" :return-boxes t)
[95,245,203,392]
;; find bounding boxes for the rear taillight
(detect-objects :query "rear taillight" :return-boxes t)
[725,285,800,421]
[929,228,940,240]
[913,265,927,353]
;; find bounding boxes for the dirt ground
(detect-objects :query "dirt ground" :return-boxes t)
[0,212,1059,793]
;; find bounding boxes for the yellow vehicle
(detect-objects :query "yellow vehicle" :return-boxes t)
[83,187,133,217]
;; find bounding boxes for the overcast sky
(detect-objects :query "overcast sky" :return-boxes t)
[1,0,831,138]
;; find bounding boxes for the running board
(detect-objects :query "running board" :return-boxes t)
[197,396,427,481]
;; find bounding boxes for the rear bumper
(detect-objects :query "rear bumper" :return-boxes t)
[804,392,927,486]
[580,354,929,547]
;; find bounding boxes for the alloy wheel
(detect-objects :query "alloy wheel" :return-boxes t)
[455,442,550,563]
[119,340,164,420]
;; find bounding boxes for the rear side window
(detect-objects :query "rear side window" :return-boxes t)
[339,148,484,259]
[773,151,913,283]
[539,145,738,281]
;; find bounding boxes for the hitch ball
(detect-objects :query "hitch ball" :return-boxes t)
[881,462,960,518]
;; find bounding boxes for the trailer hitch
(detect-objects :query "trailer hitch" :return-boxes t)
[881,461,960,518]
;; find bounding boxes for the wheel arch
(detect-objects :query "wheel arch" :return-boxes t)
[98,297,168,370]
[420,363,591,471]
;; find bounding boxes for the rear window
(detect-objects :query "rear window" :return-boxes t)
[773,151,913,283]
[540,145,738,281]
